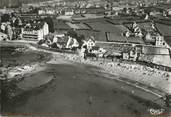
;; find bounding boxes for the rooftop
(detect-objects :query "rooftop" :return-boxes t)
[24,21,46,30]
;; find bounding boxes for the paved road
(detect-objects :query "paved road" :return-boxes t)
[2,56,166,117]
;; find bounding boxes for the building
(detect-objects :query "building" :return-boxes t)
[82,36,95,50]
[155,34,165,47]
[21,22,49,41]
[0,32,7,41]
[64,8,74,16]
[38,8,56,15]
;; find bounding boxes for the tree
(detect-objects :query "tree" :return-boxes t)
[67,30,77,39]
[1,14,10,22]
[165,95,171,108]
[76,34,85,48]
[43,17,54,33]
[67,30,85,48]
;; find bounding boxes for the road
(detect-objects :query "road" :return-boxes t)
[1,55,167,117]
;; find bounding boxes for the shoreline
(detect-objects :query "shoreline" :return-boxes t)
[1,41,171,96]
[0,41,54,99]
[63,54,171,95]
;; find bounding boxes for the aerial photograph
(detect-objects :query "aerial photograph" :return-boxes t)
[0,0,171,116]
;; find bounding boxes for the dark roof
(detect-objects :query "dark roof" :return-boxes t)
[164,36,171,47]
[24,21,46,30]
[155,23,171,36]
[57,36,68,44]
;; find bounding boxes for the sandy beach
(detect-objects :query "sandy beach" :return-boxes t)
[1,41,171,95]
[62,54,171,95]
[2,41,171,117]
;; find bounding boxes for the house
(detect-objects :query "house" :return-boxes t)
[64,8,74,16]
[0,32,7,41]
[55,36,69,49]
[0,22,13,40]
[155,34,165,47]
[123,52,129,60]
[145,32,156,44]
[21,22,49,41]
[66,36,79,49]
[38,9,46,15]
[82,36,96,50]
[38,8,56,15]
[122,46,136,61]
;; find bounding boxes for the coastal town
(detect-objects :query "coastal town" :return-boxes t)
[0,0,171,116]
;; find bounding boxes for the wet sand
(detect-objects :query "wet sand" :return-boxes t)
[2,58,165,117]
[0,43,53,98]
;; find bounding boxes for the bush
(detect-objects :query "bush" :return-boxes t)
[37,39,45,45]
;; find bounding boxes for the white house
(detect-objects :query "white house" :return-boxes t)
[64,9,74,16]
[21,22,49,41]
[66,36,79,48]
[155,35,165,47]
[82,36,95,51]
[0,32,7,41]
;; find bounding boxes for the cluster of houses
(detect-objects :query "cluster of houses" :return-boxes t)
[0,0,171,70]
